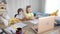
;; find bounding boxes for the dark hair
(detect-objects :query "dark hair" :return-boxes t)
[26,5,31,13]
[17,8,23,14]
[16,28,22,32]
[16,28,22,34]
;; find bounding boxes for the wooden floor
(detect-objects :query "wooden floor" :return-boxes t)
[0,22,60,34]
[41,26,60,34]
[23,21,60,34]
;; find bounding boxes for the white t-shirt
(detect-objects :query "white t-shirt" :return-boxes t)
[16,14,24,19]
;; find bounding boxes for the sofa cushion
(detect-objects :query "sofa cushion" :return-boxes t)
[55,20,60,24]
[55,16,60,24]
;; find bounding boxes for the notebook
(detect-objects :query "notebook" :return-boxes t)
[13,23,27,28]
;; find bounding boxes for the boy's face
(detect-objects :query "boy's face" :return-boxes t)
[27,8,32,13]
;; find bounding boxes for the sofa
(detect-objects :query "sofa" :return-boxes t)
[33,11,60,26]
[33,11,50,18]
[55,16,60,26]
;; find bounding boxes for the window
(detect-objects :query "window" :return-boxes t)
[45,0,58,14]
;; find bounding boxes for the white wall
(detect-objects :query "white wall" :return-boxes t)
[6,0,42,17]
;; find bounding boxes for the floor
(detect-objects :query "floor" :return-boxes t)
[23,21,60,34]
[0,22,60,34]
[41,26,60,34]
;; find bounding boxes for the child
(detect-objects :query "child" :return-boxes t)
[16,28,24,34]
[25,6,35,20]
[15,8,25,21]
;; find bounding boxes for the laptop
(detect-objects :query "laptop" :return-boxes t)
[38,16,55,34]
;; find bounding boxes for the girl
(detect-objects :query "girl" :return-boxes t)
[25,6,35,20]
[15,8,25,21]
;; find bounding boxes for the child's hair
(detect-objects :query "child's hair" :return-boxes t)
[17,8,23,14]
[26,5,31,13]
[16,28,22,33]
[17,28,22,31]
[16,28,22,34]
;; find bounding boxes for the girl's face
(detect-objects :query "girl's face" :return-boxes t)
[27,8,32,13]
[19,11,23,14]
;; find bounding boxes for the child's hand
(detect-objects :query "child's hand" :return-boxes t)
[30,16,35,20]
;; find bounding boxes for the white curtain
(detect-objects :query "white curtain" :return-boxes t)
[6,0,41,17]
[6,0,30,17]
